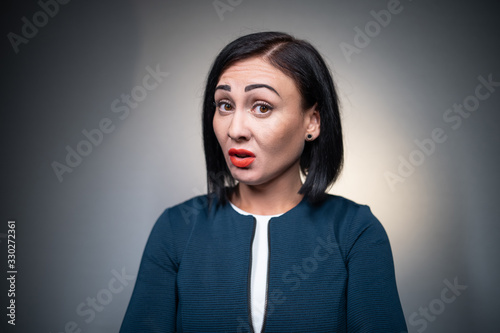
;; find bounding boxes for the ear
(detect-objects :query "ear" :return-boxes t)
[304,103,320,139]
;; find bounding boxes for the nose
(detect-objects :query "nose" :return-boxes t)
[227,108,251,141]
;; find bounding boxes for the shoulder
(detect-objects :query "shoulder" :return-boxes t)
[165,194,212,223]
[313,193,365,213]
[311,194,389,254]
[310,194,377,227]
[152,193,217,233]
[144,194,216,264]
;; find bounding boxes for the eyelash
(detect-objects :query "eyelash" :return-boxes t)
[215,99,274,117]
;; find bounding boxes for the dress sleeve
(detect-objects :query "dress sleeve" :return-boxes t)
[119,209,178,332]
[345,205,407,332]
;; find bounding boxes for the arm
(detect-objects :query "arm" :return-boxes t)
[346,206,407,333]
[120,209,178,332]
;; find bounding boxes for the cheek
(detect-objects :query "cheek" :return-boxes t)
[212,115,226,146]
[258,119,305,155]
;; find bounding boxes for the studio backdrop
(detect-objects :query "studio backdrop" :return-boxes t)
[1,0,499,332]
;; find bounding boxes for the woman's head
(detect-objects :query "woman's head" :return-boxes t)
[202,31,343,204]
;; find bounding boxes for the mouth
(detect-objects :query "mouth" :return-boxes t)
[228,148,256,168]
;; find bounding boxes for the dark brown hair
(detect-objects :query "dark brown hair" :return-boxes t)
[202,31,343,205]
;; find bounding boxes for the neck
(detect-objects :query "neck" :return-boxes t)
[230,164,304,215]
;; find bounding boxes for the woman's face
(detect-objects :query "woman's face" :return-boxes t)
[212,57,320,188]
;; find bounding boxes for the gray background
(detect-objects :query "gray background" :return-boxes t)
[1,0,499,332]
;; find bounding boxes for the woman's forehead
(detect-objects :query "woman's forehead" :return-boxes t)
[217,57,298,95]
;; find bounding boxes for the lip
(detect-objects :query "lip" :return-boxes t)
[228,148,256,168]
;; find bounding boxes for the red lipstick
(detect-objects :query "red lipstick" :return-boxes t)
[228,148,255,168]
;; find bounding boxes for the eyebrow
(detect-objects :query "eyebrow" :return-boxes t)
[215,84,231,91]
[214,83,280,97]
[245,84,280,97]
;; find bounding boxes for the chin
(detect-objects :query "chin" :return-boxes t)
[230,170,262,186]
[232,172,278,188]
[232,175,260,186]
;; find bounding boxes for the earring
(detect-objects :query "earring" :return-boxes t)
[306,134,313,140]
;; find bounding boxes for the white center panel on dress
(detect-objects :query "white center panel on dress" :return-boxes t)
[230,202,282,333]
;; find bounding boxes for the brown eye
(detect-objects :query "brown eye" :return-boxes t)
[216,101,234,113]
[252,103,273,115]
[258,105,269,113]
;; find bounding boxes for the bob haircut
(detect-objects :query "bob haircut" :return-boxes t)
[202,31,343,205]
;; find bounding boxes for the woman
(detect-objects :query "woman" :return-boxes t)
[120,31,407,332]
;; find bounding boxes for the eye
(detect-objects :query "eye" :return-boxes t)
[216,100,234,113]
[251,102,273,116]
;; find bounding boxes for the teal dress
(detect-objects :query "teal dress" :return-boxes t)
[120,193,407,332]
